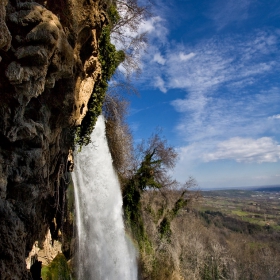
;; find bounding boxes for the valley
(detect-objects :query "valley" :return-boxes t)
[198,187,280,232]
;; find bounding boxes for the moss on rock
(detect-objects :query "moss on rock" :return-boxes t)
[41,253,72,280]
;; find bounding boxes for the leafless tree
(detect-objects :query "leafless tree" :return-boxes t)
[103,93,134,179]
[110,0,151,75]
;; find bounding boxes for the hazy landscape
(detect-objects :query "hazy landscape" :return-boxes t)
[199,185,280,232]
[136,185,280,279]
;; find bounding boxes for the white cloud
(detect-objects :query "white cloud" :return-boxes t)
[131,25,280,148]
[153,53,166,65]
[164,32,279,95]
[130,5,280,163]
[178,52,196,61]
[138,28,280,97]
[203,137,280,163]
[138,19,155,34]
[270,114,280,119]
[140,16,169,43]
[154,76,167,93]
[171,88,280,143]
[153,31,280,143]
[172,138,280,187]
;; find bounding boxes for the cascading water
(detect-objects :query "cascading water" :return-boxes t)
[72,115,138,280]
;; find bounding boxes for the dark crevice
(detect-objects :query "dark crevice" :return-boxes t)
[79,27,93,65]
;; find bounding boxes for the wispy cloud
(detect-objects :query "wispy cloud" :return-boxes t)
[154,76,167,93]
[140,31,279,100]
[129,122,140,133]
[203,137,280,163]
[163,31,280,95]
[171,88,280,142]
[139,28,280,143]
[140,16,169,43]
[270,114,280,119]
[172,137,280,187]
[129,101,168,116]
[178,52,196,61]
[153,53,166,65]
[126,0,280,187]
[208,0,252,30]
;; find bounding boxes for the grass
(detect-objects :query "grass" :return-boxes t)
[231,210,250,217]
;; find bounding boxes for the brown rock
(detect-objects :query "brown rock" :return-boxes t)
[0,0,109,278]
[0,0,12,54]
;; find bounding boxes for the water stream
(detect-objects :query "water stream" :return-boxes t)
[72,115,137,280]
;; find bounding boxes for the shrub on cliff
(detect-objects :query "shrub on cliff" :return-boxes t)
[41,253,71,280]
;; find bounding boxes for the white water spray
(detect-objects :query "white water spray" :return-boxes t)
[72,115,137,280]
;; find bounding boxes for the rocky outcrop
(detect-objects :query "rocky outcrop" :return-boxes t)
[0,0,108,278]
[26,229,62,269]
[0,0,12,59]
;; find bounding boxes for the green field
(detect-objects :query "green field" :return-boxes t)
[196,189,280,230]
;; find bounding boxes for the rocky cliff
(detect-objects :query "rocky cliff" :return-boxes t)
[0,0,109,278]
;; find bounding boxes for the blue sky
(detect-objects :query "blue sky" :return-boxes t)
[118,0,280,189]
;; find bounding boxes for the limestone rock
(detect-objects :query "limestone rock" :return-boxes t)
[0,0,12,56]
[26,229,62,269]
[0,0,109,278]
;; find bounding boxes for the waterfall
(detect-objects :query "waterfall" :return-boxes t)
[72,115,138,280]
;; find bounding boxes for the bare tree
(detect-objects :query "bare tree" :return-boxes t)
[110,0,151,75]
[102,0,151,179]
[103,93,134,179]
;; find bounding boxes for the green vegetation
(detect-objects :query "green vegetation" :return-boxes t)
[123,148,168,251]
[61,180,75,260]
[199,189,280,230]
[158,216,172,240]
[41,253,72,280]
[135,189,280,279]
[123,149,163,227]
[119,133,199,278]
[119,150,280,280]
[75,4,125,147]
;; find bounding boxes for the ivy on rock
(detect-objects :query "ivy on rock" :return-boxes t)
[75,5,125,147]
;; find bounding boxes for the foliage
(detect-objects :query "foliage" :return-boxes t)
[148,189,192,242]
[107,2,121,25]
[120,135,173,277]
[158,216,172,240]
[171,190,189,218]
[61,180,75,260]
[41,253,72,280]
[123,134,178,231]
[137,188,201,279]
[75,5,125,147]
[120,131,201,278]
[75,0,149,147]
[122,151,156,252]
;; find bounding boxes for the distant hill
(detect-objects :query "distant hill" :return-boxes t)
[251,185,280,192]
[202,185,280,192]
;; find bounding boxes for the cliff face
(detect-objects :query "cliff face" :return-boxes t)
[0,0,107,278]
